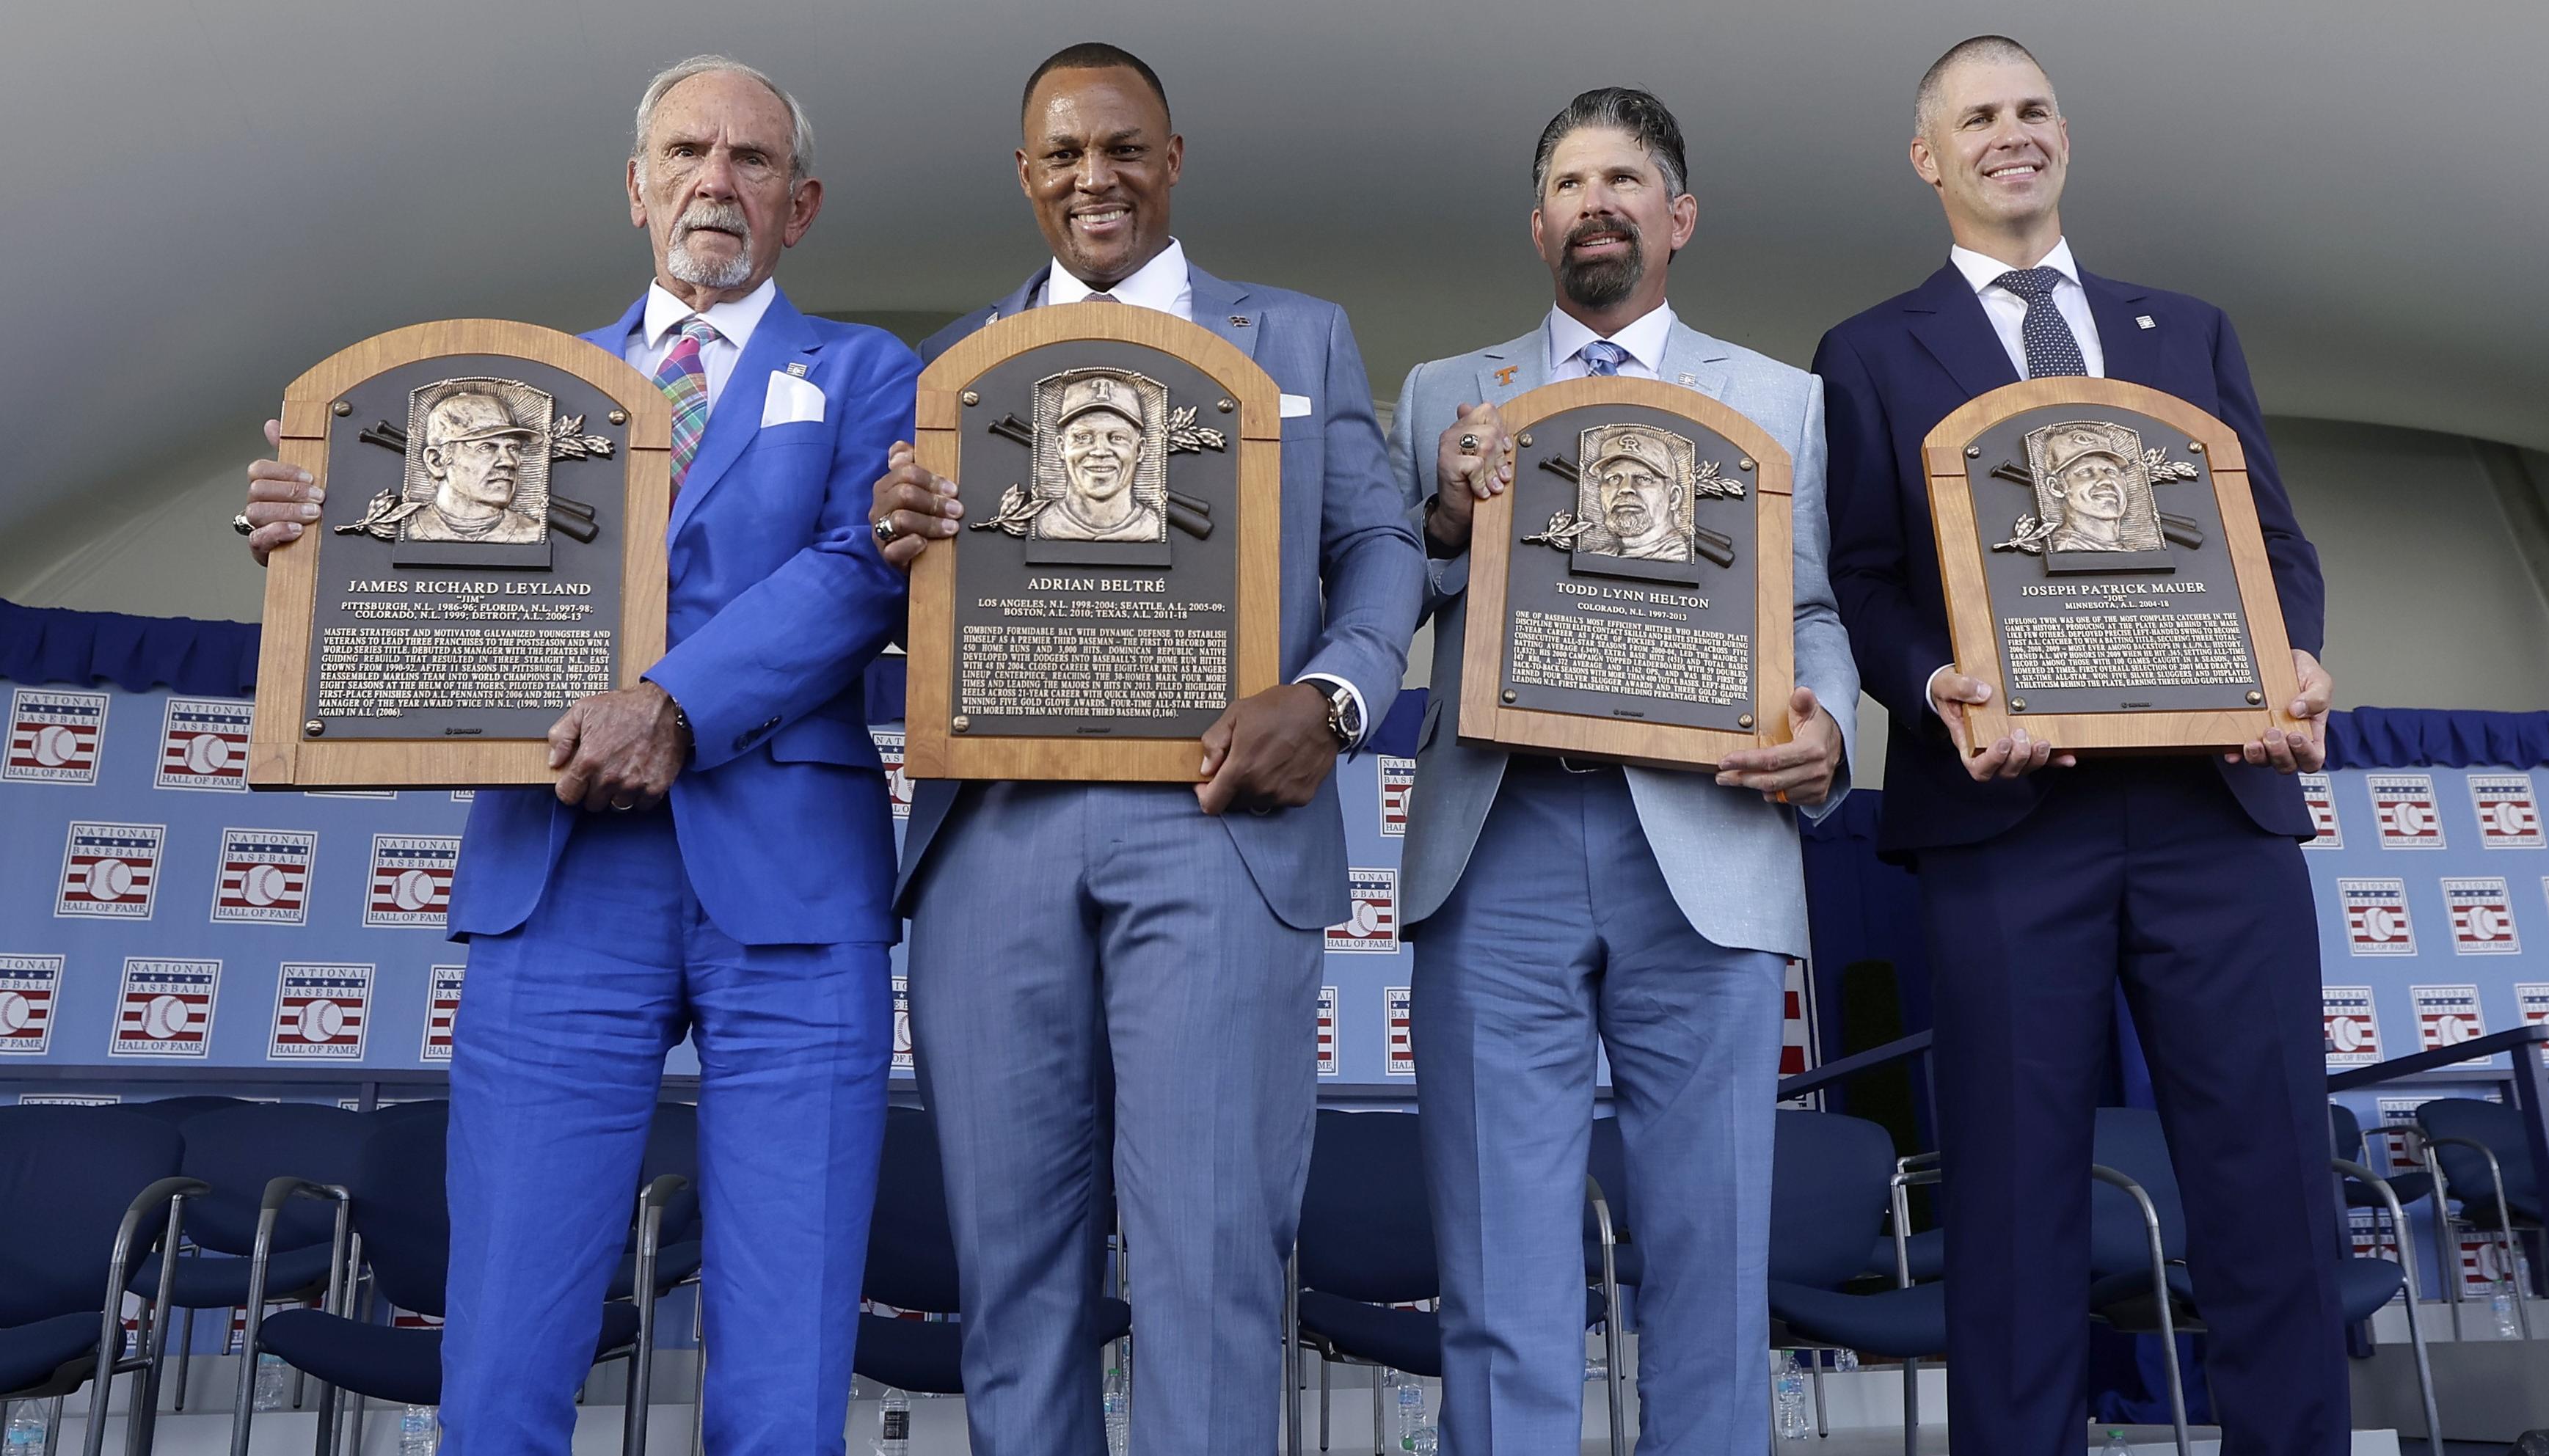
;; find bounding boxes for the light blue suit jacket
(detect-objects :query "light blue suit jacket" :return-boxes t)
[894,263,1426,930]
[447,286,921,947]
[1388,318,1858,959]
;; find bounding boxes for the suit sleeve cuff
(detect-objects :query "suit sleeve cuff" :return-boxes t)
[1294,673,1368,752]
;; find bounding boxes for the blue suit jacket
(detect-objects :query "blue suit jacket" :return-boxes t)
[1813,263,2325,855]
[446,286,922,946]
[892,263,1426,930]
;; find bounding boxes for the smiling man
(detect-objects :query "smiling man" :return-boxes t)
[1389,87,1855,1454]
[241,55,917,1455]
[1813,35,2347,1455]
[867,40,1422,1456]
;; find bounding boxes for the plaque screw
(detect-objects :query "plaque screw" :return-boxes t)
[951,715,971,734]
[1517,432,1534,448]
[2188,441,2206,453]
[2010,698,2028,712]
[1737,713,1756,729]
[1217,398,1234,413]
[1738,457,1757,472]
[303,719,325,737]
[608,409,627,425]
[961,390,981,407]
[1965,445,1981,458]
[332,401,352,417]
[1500,689,1517,704]
[2247,689,2264,705]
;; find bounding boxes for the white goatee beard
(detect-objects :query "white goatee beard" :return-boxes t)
[667,235,755,290]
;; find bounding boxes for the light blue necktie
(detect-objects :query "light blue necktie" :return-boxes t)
[1580,340,1629,377]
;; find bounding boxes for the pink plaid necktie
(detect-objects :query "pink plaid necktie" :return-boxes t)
[652,317,721,489]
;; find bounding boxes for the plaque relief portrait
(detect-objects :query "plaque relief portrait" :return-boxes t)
[400,378,555,546]
[1989,417,2203,573]
[1030,369,1170,546]
[1575,424,1697,563]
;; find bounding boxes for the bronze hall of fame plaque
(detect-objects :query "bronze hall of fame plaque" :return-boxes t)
[1459,378,1796,770]
[1922,377,2304,756]
[904,303,1280,782]
[249,321,671,789]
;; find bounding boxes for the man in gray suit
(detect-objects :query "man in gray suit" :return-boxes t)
[1389,87,1858,1453]
[867,42,1424,1456]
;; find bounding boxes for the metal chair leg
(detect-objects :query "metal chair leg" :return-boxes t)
[1371,1367,1385,1456]
[2425,1148,2464,1340]
[175,1293,196,1413]
[1900,1356,1917,1456]
[1810,1349,1828,1438]
[1283,1249,1299,1456]
[45,1395,66,1456]
[2341,1160,2445,1456]
[690,1310,707,1456]
[1319,1357,1331,1452]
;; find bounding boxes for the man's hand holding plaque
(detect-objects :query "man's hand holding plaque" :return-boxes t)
[1423,400,1515,557]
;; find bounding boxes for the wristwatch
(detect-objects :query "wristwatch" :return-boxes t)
[1320,681,1363,750]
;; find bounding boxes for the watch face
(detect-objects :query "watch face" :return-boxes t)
[1332,688,1362,740]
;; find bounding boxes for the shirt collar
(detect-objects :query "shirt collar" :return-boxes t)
[1545,301,1677,374]
[640,277,778,351]
[1950,237,2081,296]
[1046,237,1189,312]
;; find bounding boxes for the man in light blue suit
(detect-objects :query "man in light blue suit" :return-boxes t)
[867,43,1424,1456]
[244,56,916,1455]
[1389,89,1858,1453]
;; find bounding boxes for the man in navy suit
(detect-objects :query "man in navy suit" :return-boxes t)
[244,56,916,1455]
[1813,35,2349,1454]
[867,43,1423,1456]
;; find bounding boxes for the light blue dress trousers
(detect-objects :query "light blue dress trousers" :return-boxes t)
[1415,766,1785,1455]
[441,810,891,1455]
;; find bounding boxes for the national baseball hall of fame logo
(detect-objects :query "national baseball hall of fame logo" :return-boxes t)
[1385,987,1414,1077]
[2369,773,2446,850]
[2470,772,2545,849]
[2338,878,2415,956]
[891,975,914,1074]
[156,697,253,791]
[2442,877,2520,954]
[365,835,459,928]
[0,955,64,1056]
[212,828,317,926]
[2322,986,2382,1067]
[1316,986,1338,1076]
[2411,984,2487,1062]
[112,957,220,1058]
[870,728,914,821]
[2300,772,2343,849]
[421,965,465,1062]
[1327,868,1399,954]
[2520,984,2549,1067]
[5,687,107,785]
[1378,756,1415,838]
[269,963,373,1061]
[56,822,166,920]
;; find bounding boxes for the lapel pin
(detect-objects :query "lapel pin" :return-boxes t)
[2136,315,2156,330]
[1677,372,1697,387]
[1229,315,1252,327]
[786,362,809,378]
[1495,365,1519,387]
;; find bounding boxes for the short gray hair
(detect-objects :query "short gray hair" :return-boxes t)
[1914,35,2052,138]
[632,55,816,183]
[1530,87,1688,202]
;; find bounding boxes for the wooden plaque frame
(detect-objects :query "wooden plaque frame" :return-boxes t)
[904,303,1283,781]
[1459,378,1795,769]
[1923,377,2303,755]
[248,320,671,788]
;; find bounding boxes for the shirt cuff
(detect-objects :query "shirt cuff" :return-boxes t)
[1925,663,1956,726]
[1294,673,1368,752]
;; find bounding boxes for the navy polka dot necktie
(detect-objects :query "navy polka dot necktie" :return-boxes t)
[1993,267,2087,379]
[1580,340,1629,377]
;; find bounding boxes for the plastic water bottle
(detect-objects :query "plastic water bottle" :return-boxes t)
[1583,1346,1608,1384]
[6,1404,50,1452]
[1394,1375,1425,1450]
[1412,1424,1440,1455]
[252,1352,290,1412]
[1101,1358,1129,1456]
[2102,1429,2134,1455]
[1773,1350,1810,1438]
[1831,1345,1859,1374]
[398,1404,436,1455]
[2492,1285,2522,1339]
[876,1388,911,1455]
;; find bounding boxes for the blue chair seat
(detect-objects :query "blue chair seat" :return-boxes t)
[2090,1254,2408,1328]
[2454,1190,2542,1229]
[1766,1279,1946,1358]
[606,1240,703,1301]
[1861,1227,1944,1283]
[0,1312,103,1398]
[1297,1291,1442,1378]
[259,1302,641,1408]
[2341,1169,2435,1211]
[129,1243,338,1307]
[2333,1257,2406,1323]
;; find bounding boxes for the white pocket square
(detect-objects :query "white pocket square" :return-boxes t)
[1279,393,1312,418]
[762,370,826,427]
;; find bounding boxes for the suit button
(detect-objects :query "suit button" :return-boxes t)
[733,734,752,752]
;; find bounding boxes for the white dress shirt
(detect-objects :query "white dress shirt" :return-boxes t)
[1545,301,1675,381]
[624,277,778,417]
[1040,237,1195,321]
[1949,238,2105,380]
[1035,237,1365,747]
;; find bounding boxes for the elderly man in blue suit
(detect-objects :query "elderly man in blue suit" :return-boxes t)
[242,55,916,1455]
[1389,87,1856,1453]
[1813,36,2346,1455]
[867,41,1423,1456]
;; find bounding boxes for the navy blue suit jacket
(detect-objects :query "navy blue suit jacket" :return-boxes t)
[447,287,921,945]
[1813,263,2324,855]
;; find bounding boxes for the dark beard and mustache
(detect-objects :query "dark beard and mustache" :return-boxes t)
[1558,214,1646,310]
